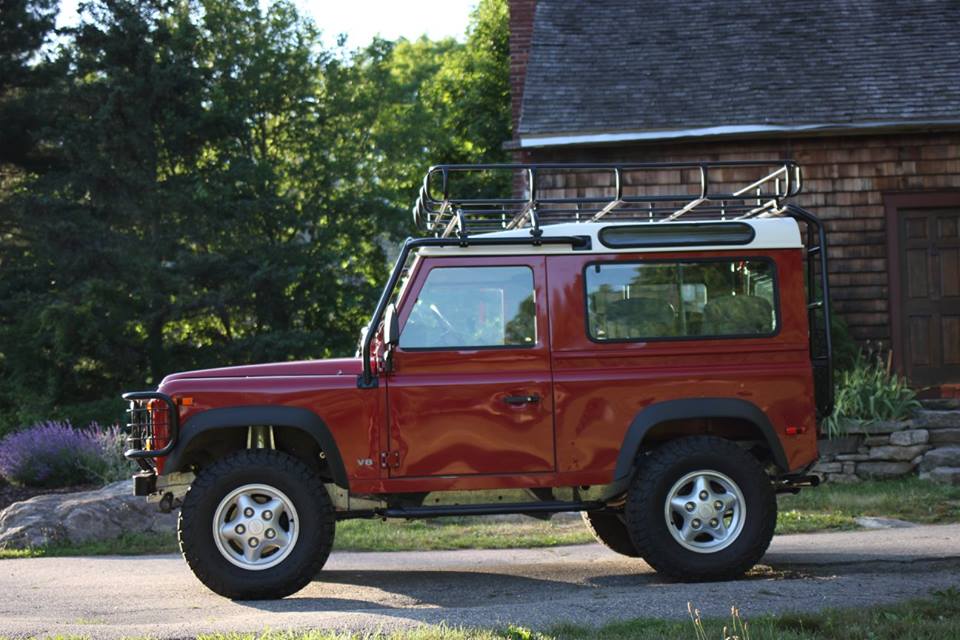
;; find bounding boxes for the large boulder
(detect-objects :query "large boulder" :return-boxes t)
[0,480,177,549]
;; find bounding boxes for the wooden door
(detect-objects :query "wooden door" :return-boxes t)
[894,206,960,385]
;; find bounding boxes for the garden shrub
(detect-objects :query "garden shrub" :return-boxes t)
[822,347,920,438]
[0,421,133,488]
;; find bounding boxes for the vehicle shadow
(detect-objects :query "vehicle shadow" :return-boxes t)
[236,567,662,612]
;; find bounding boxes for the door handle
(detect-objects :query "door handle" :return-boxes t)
[503,394,541,406]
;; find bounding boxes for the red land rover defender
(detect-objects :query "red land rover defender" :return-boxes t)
[123,161,833,599]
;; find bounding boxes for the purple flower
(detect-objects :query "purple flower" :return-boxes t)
[0,421,129,488]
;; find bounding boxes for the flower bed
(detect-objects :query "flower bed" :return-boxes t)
[0,421,131,489]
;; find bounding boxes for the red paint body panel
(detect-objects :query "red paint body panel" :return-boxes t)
[385,256,555,477]
[546,249,819,477]
[158,370,383,482]
[152,246,818,495]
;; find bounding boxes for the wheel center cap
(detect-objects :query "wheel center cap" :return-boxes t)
[698,503,713,519]
[248,519,265,535]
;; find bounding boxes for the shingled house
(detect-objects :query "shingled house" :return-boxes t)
[508,0,960,391]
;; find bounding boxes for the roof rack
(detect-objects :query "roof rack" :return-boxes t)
[412,161,802,238]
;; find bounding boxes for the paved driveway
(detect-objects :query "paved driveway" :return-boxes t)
[1,524,958,639]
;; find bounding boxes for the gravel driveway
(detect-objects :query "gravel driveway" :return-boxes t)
[1,524,958,639]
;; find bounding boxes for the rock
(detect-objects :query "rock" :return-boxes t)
[843,419,911,435]
[919,447,960,472]
[914,410,960,430]
[818,435,864,456]
[854,516,917,529]
[867,444,930,461]
[812,462,842,474]
[930,428,960,446]
[890,429,929,446]
[863,435,891,446]
[825,473,860,484]
[857,461,915,478]
[835,453,869,461]
[920,399,960,410]
[842,462,856,474]
[0,481,177,550]
[919,467,960,485]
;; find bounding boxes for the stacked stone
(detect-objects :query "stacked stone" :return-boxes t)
[813,419,930,483]
[813,402,960,485]
[915,406,960,485]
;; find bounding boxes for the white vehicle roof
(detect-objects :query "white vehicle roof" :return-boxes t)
[417,218,801,257]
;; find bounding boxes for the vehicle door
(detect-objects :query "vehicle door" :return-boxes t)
[385,255,555,477]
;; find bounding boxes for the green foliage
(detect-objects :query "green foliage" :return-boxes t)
[829,314,858,372]
[0,0,511,432]
[822,348,921,438]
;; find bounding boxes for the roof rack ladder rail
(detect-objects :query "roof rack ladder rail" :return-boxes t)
[505,167,537,230]
[590,167,623,221]
[785,203,834,416]
[660,164,708,222]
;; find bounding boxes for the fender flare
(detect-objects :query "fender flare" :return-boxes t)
[161,405,349,489]
[612,397,788,484]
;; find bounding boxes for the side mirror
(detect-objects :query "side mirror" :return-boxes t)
[384,303,400,346]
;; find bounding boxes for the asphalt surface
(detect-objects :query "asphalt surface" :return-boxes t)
[1,524,959,639]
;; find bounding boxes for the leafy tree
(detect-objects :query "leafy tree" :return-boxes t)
[0,0,513,433]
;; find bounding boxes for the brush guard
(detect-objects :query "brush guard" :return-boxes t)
[122,391,179,472]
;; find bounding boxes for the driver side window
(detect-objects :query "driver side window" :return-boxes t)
[399,266,536,349]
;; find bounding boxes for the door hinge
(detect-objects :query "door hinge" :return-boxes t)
[380,451,401,469]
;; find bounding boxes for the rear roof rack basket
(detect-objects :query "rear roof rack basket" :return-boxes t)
[412,161,802,238]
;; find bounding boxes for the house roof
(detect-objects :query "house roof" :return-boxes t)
[517,0,960,147]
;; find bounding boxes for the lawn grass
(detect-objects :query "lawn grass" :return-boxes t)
[777,475,960,533]
[1,478,957,559]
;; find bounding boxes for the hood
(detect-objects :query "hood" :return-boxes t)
[160,357,362,383]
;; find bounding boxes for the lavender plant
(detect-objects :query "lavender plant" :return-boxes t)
[0,421,132,488]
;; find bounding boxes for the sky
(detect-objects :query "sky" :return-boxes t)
[56,0,477,47]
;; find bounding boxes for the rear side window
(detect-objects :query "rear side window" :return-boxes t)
[585,259,777,341]
[400,266,536,349]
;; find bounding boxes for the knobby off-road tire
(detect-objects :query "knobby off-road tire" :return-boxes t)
[624,435,776,581]
[178,449,335,599]
[581,511,640,557]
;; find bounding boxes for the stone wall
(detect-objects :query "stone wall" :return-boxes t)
[813,405,960,485]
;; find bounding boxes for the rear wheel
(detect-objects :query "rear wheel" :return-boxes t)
[581,511,640,557]
[178,449,335,599]
[624,435,776,581]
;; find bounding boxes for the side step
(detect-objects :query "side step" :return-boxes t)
[337,500,604,521]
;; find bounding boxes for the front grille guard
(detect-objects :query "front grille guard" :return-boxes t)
[122,391,179,471]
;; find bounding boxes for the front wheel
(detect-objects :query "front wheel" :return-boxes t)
[178,449,335,599]
[624,436,776,581]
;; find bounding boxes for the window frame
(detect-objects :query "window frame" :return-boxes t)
[598,222,756,249]
[582,256,782,344]
[397,263,540,352]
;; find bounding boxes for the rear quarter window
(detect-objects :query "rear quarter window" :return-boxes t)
[584,258,778,341]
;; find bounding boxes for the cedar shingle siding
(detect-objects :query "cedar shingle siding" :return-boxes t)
[509,1,960,385]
